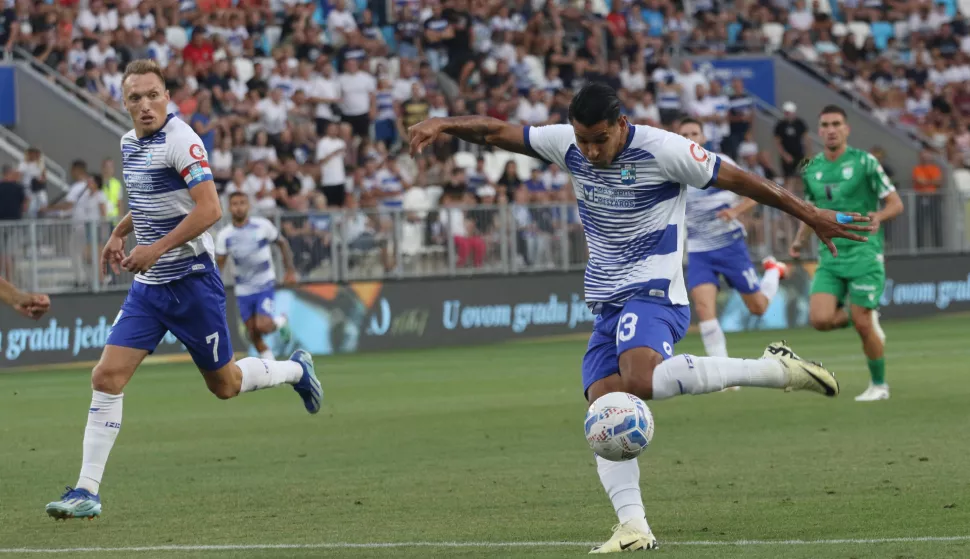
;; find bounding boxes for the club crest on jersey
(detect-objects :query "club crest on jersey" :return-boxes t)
[842,166,853,180]
[145,152,153,167]
[816,171,823,180]
[620,164,636,184]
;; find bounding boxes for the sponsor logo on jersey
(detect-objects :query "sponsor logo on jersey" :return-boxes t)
[842,166,853,180]
[816,171,823,180]
[689,143,708,163]
[189,143,205,160]
[581,183,636,207]
[620,164,637,184]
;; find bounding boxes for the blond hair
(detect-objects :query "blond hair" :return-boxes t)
[122,59,165,87]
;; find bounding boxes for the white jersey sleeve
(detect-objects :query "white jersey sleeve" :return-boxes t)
[214,226,230,256]
[165,125,215,188]
[523,124,574,167]
[654,130,721,189]
[256,216,280,243]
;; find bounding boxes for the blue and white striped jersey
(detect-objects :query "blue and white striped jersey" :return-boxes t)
[685,153,746,253]
[525,124,721,311]
[214,217,279,297]
[121,114,216,285]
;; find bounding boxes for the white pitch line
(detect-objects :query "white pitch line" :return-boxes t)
[2,536,969,553]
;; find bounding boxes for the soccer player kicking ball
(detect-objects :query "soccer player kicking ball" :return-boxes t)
[45,60,323,521]
[409,83,872,553]
[679,118,789,366]
[790,105,904,402]
[216,192,298,360]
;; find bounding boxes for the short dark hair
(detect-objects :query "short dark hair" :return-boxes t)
[72,160,87,171]
[819,105,847,120]
[228,191,249,201]
[568,82,621,127]
[678,117,703,130]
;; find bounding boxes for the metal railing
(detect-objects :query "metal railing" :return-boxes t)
[1,193,966,294]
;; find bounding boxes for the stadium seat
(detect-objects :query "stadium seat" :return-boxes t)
[165,26,189,50]
[381,26,396,51]
[832,22,848,37]
[453,151,477,171]
[847,21,872,49]
[761,23,785,50]
[354,0,367,13]
[870,21,894,50]
[313,4,326,26]
[484,151,511,183]
[425,185,444,207]
[727,22,742,45]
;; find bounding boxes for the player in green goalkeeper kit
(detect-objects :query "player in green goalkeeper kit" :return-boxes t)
[790,105,905,402]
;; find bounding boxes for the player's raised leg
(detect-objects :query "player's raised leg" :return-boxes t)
[46,289,166,520]
[166,270,322,412]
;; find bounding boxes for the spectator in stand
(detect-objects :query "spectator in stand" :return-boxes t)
[190,93,219,155]
[0,166,26,221]
[316,121,348,207]
[497,160,521,201]
[912,148,944,248]
[276,157,313,212]
[254,86,292,145]
[182,27,215,71]
[774,101,809,192]
[232,160,278,216]
[338,57,376,139]
[724,78,753,159]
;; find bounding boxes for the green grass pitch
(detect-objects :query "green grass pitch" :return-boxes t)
[1,314,969,558]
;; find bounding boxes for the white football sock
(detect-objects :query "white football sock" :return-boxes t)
[238,357,304,393]
[698,319,728,357]
[651,355,786,400]
[760,268,781,302]
[596,455,651,534]
[259,349,275,360]
[77,391,123,494]
[273,315,287,330]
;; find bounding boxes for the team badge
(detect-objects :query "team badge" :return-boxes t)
[620,164,636,185]
[816,171,823,180]
[145,152,153,167]
[842,166,853,180]
[189,143,205,160]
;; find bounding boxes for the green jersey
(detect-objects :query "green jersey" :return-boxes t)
[801,146,896,269]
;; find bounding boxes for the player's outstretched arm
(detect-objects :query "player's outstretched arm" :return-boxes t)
[0,277,50,320]
[122,182,223,274]
[408,116,537,158]
[715,163,874,257]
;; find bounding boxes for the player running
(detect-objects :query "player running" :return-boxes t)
[216,192,298,360]
[680,118,788,363]
[45,60,323,521]
[0,277,50,319]
[408,82,872,553]
[790,105,904,402]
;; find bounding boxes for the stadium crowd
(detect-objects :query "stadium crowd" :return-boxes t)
[1,0,967,277]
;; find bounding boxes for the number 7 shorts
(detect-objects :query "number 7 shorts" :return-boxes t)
[581,299,690,397]
[106,269,234,370]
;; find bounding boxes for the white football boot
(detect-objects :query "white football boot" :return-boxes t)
[590,523,659,553]
[762,341,840,397]
[855,382,890,402]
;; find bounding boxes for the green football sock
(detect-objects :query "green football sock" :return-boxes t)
[867,358,886,386]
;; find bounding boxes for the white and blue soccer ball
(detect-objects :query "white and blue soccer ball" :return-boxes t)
[584,392,654,461]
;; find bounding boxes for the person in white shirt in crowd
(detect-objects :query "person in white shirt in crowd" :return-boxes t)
[620,53,647,93]
[309,56,341,135]
[76,0,118,42]
[709,80,731,151]
[787,0,814,31]
[688,83,720,150]
[316,121,348,207]
[248,130,280,169]
[676,59,708,107]
[327,0,358,45]
[101,57,124,104]
[338,57,376,139]
[254,86,292,144]
[87,35,116,68]
[427,91,449,119]
[42,166,106,286]
[392,59,419,103]
[122,1,155,37]
[147,28,172,68]
[269,63,297,99]
[515,88,551,125]
[228,160,278,215]
[541,162,570,192]
[210,136,235,189]
[67,38,88,75]
[632,90,661,127]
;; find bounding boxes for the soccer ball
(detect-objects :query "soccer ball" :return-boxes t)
[584,392,654,461]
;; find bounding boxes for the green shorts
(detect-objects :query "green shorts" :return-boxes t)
[810,264,885,310]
